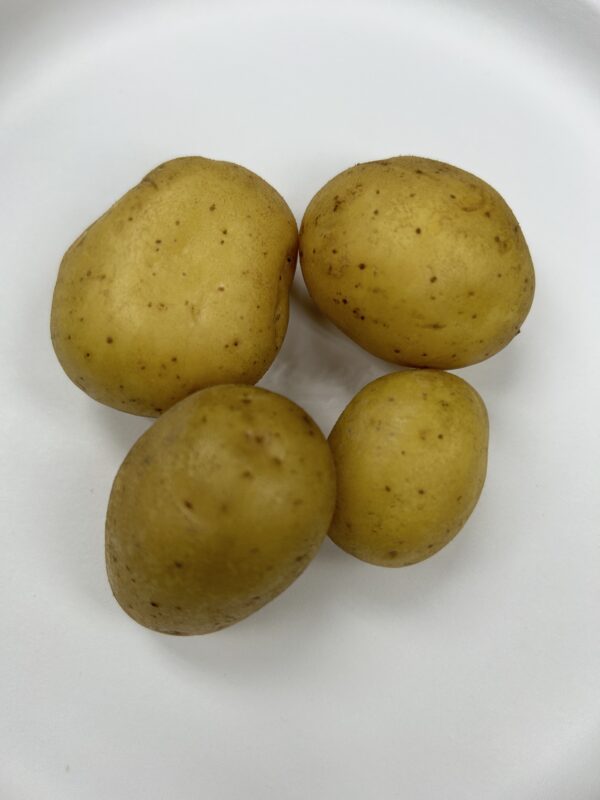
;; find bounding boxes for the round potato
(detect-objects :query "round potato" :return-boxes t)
[300,156,534,368]
[106,385,336,634]
[328,370,488,566]
[51,157,298,417]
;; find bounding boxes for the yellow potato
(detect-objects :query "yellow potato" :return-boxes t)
[105,385,336,634]
[300,156,535,368]
[51,157,298,416]
[328,370,488,566]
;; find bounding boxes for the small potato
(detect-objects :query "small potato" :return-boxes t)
[51,157,298,417]
[300,156,535,368]
[328,370,488,566]
[105,385,336,634]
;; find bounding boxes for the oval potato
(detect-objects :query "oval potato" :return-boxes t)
[300,156,534,368]
[106,385,336,634]
[328,369,488,566]
[51,157,298,416]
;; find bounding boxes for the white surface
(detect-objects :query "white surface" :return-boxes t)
[1,1,600,798]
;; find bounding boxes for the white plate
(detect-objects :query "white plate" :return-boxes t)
[2,1,600,798]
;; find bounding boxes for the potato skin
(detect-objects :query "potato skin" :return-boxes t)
[300,156,534,368]
[105,385,336,634]
[51,157,298,417]
[328,370,488,566]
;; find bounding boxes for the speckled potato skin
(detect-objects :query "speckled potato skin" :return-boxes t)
[300,156,535,368]
[328,370,488,566]
[106,385,336,634]
[51,157,298,417]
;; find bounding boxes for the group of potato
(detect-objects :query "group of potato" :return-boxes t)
[50,155,535,635]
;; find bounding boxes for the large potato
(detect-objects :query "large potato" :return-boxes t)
[105,385,336,634]
[51,157,298,417]
[328,370,488,566]
[300,156,534,368]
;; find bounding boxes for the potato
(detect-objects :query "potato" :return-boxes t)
[105,385,336,634]
[328,370,488,566]
[51,157,298,417]
[300,156,534,368]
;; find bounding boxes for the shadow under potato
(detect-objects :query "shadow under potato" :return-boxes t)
[148,515,486,679]
[260,277,399,435]
[92,399,153,455]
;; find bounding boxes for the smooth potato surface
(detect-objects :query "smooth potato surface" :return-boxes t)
[106,385,336,634]
[51,157,298,416]
[300,156,534,368]
[328,370,488,566]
